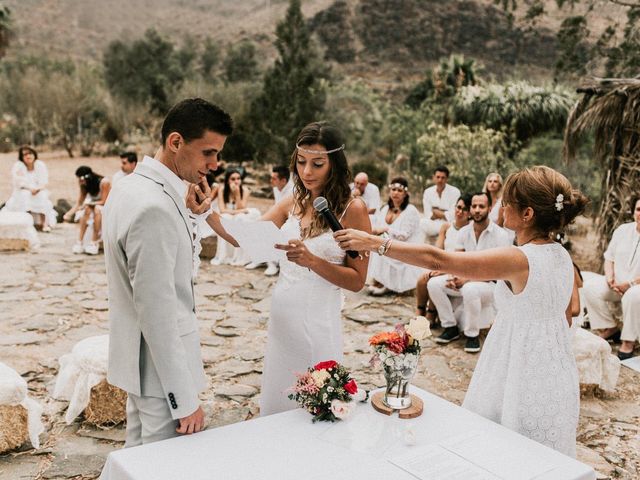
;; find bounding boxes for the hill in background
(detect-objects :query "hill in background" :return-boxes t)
[3,0,626,86]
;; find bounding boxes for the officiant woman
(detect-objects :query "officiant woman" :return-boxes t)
[334,166,588,457]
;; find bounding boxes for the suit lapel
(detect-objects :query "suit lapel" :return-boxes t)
[134,164,194,244]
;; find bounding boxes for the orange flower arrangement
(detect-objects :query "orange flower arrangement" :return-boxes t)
[369,331,406,354]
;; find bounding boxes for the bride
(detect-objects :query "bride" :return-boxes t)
[205,122,370,415]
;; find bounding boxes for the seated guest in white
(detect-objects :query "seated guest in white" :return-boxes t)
[245,165,293,275]
[484,172,503,224]
[112,151,138,184]
[583,196,640,360]
[351,172,381,222]
[64,166,111,255]
[484,171,515,245]
[420,165,461,240]
[429,192,511,353]
[211,168,260,266]
[416,193,472,323]
[2,145,57,232]
[368,177,423,295]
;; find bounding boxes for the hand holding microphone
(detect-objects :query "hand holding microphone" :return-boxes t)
[313,196,359,259]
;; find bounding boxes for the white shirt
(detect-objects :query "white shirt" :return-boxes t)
[455,220,511,252]
[422,183,461,222]
[351,182,381,213]
[444,223,464,252]
[604,222,640,282]
[141,156,187,199]
[112,170,127,185]
[273,179,294,204]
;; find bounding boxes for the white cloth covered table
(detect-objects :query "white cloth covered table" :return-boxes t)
[100,387,594,480]
[53,335,110,424]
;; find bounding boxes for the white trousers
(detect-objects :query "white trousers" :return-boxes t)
[124,394,178,447]
[428,275,495,337]
[582,273,640,342]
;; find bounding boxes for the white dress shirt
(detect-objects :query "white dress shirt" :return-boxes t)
[422,184,461,222]
[455,220,511,252]
[273,179,294,204]
[604,222,640,282]
[351,182,381,213]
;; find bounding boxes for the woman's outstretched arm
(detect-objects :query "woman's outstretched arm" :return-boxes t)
[334,228,529,290]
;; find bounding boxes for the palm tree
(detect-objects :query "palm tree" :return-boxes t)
[452,82,575,148]
[564,77,640,258]
[0,4,11,58]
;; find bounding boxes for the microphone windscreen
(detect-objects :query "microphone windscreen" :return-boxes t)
[313,196,328,212]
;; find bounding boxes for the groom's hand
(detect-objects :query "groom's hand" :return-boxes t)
[186,182,212,216]
[177,405,206,435]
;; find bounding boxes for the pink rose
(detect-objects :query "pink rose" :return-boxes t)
[330,399,354,420]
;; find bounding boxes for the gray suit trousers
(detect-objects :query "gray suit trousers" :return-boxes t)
[124,394,179,447]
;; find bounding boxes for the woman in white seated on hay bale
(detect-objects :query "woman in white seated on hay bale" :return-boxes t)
[2,146,57,232]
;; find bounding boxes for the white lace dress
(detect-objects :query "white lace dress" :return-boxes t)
[259,214,347,416]
[462,243,580,457]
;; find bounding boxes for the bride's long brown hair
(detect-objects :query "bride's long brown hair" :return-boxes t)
[289,122,352,239]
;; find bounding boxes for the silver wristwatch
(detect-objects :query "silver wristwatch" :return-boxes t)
[377,238,392,256]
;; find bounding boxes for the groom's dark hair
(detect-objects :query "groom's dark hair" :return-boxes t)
[161,98,233,146]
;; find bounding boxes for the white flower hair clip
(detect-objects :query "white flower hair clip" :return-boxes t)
[555,194,564,212]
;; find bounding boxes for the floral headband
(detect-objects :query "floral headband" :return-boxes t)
[555,194,564,212]
[296,143,345,155]
[389,183,408,191]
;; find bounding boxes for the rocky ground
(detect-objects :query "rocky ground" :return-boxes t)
[0,151,639,479]
[0,222,638,480]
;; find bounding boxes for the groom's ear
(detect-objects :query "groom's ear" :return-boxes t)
[166,132,183,153]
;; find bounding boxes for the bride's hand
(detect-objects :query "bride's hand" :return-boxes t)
[333,228,376,252]
[275,239,317,268]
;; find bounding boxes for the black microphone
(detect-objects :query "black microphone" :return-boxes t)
[313,196,359,259]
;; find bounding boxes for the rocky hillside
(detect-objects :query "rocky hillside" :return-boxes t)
[2,0,626,81]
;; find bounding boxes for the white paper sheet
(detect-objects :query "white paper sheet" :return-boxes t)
[441,431,558,479]
[389,444,499,480]
[220,217,288,263]
[621,355,640,373]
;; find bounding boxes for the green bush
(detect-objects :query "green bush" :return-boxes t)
[410,123,513,194]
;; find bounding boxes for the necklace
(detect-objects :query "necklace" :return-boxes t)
[519,233,549,246]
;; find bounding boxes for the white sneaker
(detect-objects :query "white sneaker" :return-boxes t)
[72,242,84,254]
[264,263,279,276]
[245,261,264,270]
[84,243,99,255]
[210,257,222,266]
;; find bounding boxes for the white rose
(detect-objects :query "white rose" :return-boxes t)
[406,315,431,341]
[311,369,331,387]
[353,389,367,402]
[330,399,354,419]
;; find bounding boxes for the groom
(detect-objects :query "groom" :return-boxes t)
[103,98,233,446]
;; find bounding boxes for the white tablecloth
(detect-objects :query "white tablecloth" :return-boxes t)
[101,387,595,480]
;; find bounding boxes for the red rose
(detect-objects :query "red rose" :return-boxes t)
[343,379,358,395]
[314,360,338,371]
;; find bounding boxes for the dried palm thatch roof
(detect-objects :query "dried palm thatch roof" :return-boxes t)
[564,77,640,259]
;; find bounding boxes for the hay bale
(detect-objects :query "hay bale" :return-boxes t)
[0,238,30,251]
[0,404,29,453]
[199,235,217,259]
[83,380,127,426]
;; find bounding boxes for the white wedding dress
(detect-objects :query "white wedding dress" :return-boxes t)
[463,243,580,457]
[259,213,347,416]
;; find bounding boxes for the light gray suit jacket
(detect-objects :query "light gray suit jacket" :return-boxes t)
[103,163,206,419]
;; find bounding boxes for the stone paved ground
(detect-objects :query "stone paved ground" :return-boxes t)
[0,223,639,480]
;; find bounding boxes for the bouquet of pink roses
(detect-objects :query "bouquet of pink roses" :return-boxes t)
[288,360,365,422]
